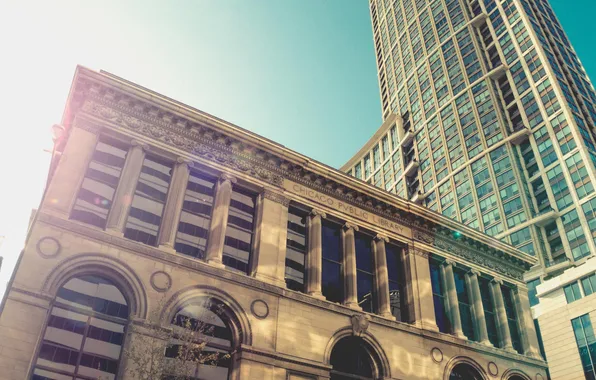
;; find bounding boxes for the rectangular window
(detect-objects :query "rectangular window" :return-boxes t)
[124,156,172,246]
[478,277,499,346]
[527,278,541,307]
[355,232,375,313]
[565,282,583,303]
[322,220,343,303]
[502,286,522,353]
[71,137,127,228]
[582,274,596,297]
[571,314,596,380]
[222,186,256,274]
[453,268,475,341]
[387,243,406,322]
[373,145,381,170]
[285,206,308,292]
[429,260,450,333]
[174,171,216,259]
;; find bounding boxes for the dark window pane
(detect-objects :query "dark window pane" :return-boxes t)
[285,207,308,292]
[223,187,256,274]
[323,260,343,303]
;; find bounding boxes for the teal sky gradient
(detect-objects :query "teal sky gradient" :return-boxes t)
[0,0,594,294]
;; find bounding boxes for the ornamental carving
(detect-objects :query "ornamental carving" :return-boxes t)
[351,314,371,337]
[263,190,290,207]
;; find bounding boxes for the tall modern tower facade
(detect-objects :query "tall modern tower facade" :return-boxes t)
[344,0,596,282]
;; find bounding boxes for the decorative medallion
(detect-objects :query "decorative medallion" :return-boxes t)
[36,237,61,258]
[150,271,172,293]
[351,314,371,337]
[430,347,443,363]
[487,362,498,376]
[250,299,269,319]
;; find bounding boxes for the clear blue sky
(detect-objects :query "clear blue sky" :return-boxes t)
[0,0,594,294]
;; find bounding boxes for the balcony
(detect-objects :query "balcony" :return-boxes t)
[404,159,419,177]
[400,130,414,147]
[411,190,426,204]
[533,208,559,227]
[488,64,508,81]
[544,255,573,276]
[510,127,531,145]
[471,13,488,28]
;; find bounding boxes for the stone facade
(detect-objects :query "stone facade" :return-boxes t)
[0,67,547,380]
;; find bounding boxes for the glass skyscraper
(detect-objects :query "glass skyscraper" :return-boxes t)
[343,0,596,280]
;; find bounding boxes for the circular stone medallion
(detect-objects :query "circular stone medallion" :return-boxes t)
[36,237,61,258]
[251,299,269,319]
[431,347,443,363]
[150,271,172,292]
[488,362,498,376]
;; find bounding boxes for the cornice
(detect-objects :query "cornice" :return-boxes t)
[68,71,534,280]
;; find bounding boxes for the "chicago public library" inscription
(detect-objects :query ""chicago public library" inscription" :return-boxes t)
[287,181,411,238]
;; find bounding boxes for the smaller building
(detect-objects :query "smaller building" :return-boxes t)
[535,256,596,379]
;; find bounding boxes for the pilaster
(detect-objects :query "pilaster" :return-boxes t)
[441,259,466,339]
[490,278,515,352]
[373,235,395,319]
[513,286,543,359]
[342,222,361,310]
[204,173,237,268]
[465,269,492,346]
[305,209,326,299]
[105,140,148,235]
[402,246,439,331]
[157,157,193,251]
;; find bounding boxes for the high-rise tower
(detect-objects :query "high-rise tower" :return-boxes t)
[344,0,596,283]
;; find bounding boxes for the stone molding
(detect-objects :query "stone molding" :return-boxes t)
[262,190,290,207]
[72,76,532,279]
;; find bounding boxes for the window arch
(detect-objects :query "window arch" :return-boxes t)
[32,275,129,380]
[449,363,484,380]
[164,297,237,380]
[329,336,381,380]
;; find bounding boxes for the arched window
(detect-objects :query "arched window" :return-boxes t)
[508,376,526,380]
[449,363,484,380]
[165,297,235,379]
[32,275,129,380]
[330,337,380,380]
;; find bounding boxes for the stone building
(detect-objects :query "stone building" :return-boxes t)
[0,67,547,380]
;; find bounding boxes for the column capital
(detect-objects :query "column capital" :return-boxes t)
[309,209,327,219]
[442,258,456,267]
[262,189,290,207]
[374,234,389,243]
[131,139,150,151]
[175,156,195,167]
[466,268,481,277]
[342,222,359,232]
[219,172,237,184]
[491,277,504,285]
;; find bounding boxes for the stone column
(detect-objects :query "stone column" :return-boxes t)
[513,286,543,359]
[105,140,148,235]
[402,246,439,331]
[157,157,193,251]
[204,173,237,268]
[42,121,100,217]
[373,235,394,319]
[342,223,360,310]
[465,269,492,346]
[252,190,290,287]
[490,278,515,351]
[441,260,466,339]
[305,209,326,299]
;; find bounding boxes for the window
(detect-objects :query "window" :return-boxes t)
[175,171,216,259]
[386,243,406,322]
[449,363,484,380]
[165,298,234,380]
[478,277,499,347]
[430,259,450,333]
[453,268,475,341]
[285,206,308,292]
[322,220,343,303]
[71,137,127,228]
[355,232,375,313]
[124,156,172,246]
[527,278,541,307]
[571,314,596,380]
[565,281,583,303]
[222,186,256,274]
[32,276,128,380]
[582,274,596,297]
[502,286,522,353]
[330,337,379,380]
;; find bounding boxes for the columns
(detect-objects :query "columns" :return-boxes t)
[402,246,439,331]
[305,209,326,299]
[42,123,100,217]
[342,223,360,310]
[490,278,515,352]
[105,140,148,234]
[465,269,492,346]
[157,157,193,251]
[513,286,543,359]
[441,260,466,339]
[372,235,394,319]
[204,173,237,268]
[252,190,290,287]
